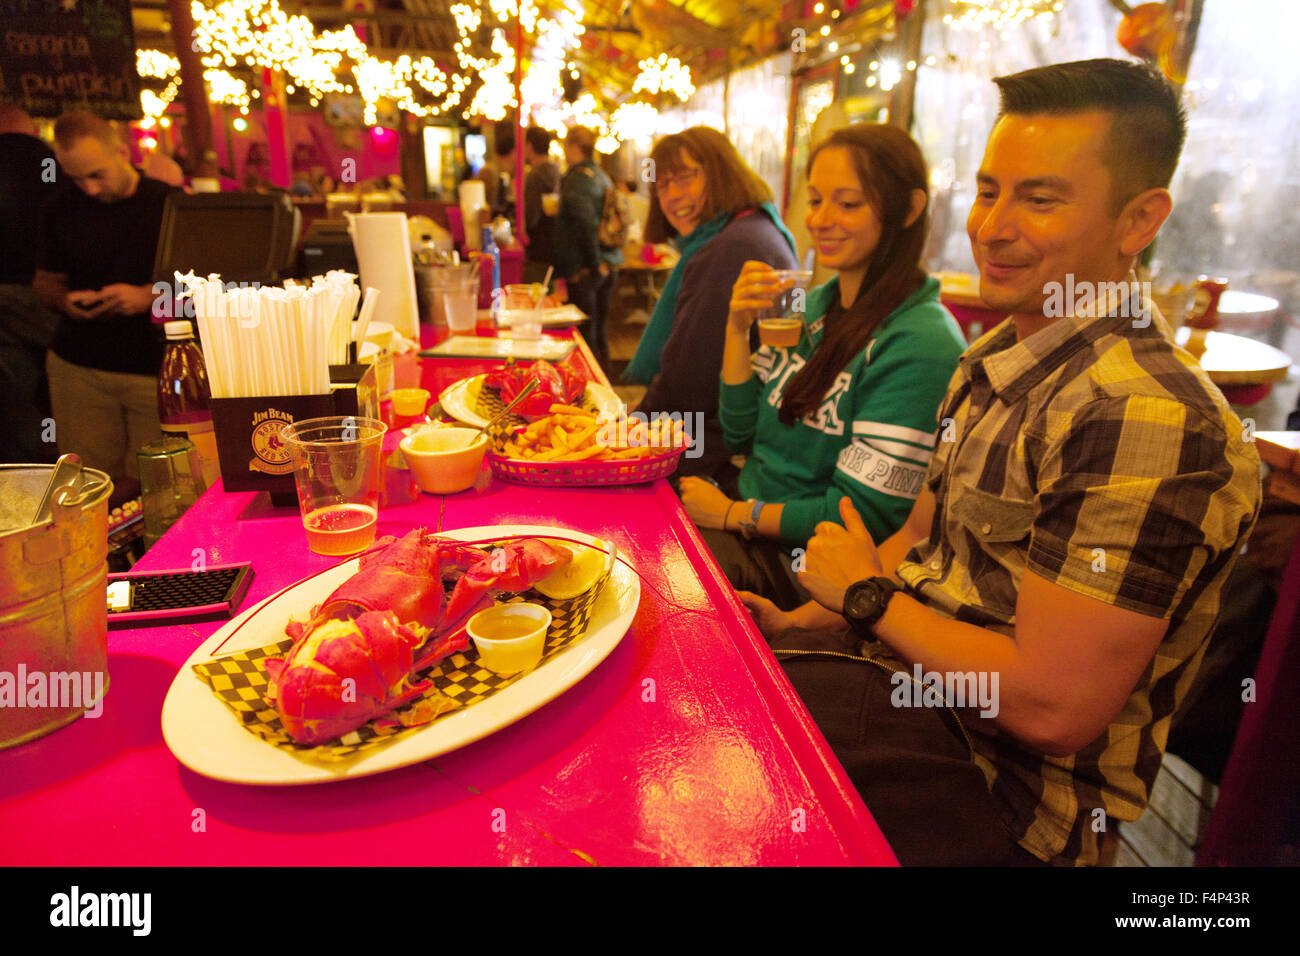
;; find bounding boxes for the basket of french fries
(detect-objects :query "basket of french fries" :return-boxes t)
[486,403,690,486]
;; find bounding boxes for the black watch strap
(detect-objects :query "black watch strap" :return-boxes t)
[842,576,900,641]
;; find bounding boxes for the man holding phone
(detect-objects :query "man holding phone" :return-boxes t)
[33,110,178,495]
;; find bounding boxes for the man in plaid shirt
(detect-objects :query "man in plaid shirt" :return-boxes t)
[741,59,1261,865]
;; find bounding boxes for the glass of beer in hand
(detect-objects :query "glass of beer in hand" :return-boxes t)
[757,269,813,348]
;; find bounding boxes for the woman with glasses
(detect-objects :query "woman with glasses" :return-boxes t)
[679,124,966,609]
[624,126,799,480]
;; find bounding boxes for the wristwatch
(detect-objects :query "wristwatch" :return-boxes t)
[842,577,900,641]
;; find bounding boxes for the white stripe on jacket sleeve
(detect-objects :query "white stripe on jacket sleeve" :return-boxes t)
[835,440,928,500]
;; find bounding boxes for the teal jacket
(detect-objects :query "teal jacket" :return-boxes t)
[719,275,966,546]
[554,159,624,277]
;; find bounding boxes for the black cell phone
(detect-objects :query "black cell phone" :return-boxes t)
[106,563,254,627]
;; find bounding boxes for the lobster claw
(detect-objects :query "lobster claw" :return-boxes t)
[442,539,569,633]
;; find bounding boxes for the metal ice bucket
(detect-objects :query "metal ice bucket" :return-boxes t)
[0,464,113,749]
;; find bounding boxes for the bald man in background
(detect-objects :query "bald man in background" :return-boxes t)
[32,110,177,495]
[0,103,61,464]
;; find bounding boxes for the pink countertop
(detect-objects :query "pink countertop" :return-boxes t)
[0,335,896,867]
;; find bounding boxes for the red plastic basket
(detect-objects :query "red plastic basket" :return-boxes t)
[486,441,686,486]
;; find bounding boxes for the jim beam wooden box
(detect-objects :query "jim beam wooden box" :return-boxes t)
[210,366,377,504]
[210,396,335,503]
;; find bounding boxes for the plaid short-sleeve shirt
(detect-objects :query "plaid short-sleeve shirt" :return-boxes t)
[892,290,1261,865]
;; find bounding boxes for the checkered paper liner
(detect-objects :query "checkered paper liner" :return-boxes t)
[475,380,602,445]
[192,541,614,762]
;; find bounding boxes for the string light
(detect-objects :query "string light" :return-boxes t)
[180,0,587,124]
[879,58,902,91]
[205,68,250,107]
[144,1,612,134]
[137,50,180,79]
[633,54,694,101]
[610,101,659,143]
[941,0,1063,31]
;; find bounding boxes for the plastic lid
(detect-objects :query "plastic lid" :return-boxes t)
[164,320,195,340]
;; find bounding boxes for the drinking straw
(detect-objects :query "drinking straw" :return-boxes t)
[532,265,554,310]
[266,293,286,396]
[355,286,381,348]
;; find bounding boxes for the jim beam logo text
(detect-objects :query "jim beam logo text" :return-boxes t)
[249,408,295,475]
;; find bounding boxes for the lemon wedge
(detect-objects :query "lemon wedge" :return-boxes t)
[533,540,607,600]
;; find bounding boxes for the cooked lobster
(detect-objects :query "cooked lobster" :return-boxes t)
[265,529,568,745]
[483,359,585,421]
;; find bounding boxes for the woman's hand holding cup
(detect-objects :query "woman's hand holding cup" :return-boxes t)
[727,261,786,334]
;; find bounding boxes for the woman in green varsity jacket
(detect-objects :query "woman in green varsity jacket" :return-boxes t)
[680,124,966,608]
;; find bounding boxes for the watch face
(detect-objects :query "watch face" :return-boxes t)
[846,582,882,622]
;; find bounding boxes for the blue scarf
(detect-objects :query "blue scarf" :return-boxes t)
[622,201,797,384]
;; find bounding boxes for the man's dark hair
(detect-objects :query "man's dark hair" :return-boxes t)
[524,126,552,157]
[993,58,1186,211]
[494,130,515,158]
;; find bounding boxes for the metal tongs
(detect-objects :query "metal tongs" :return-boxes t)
[32,453,84,525]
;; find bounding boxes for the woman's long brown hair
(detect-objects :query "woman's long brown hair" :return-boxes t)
[779,124,930,425]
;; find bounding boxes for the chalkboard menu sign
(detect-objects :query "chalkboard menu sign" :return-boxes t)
[0,0,142,119]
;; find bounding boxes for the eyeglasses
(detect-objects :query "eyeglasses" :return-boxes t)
[657,167,702,192]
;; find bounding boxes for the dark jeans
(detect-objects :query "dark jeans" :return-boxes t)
[772,626,1050,866]
[569,269,616,365]
[698,527,807,611]
[0,284,58,464]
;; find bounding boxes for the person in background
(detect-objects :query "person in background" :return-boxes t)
[0,103,61,464]
[555,126,622,368]
[142,150,185,189]
[620,178,650,247]
[681,124,965,608]
[745,60,1261,866]
[521,126,559,286]
[625,126,800,480]
[476,129,515,219]
[289,171,316,199]
[32,110,179,498]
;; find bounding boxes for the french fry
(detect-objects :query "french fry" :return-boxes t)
[570,422,601,447]
[498,405,683,463]
[532,443,570,462]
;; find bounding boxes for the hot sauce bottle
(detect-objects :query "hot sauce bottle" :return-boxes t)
[157,320,220,487]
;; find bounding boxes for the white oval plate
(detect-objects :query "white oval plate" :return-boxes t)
[437,375,622,429]
[160,526,639,785]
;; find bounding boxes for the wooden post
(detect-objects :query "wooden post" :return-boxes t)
[401,112,426,200]
[167,0,217,177]
[261,67,291,188]
[514,13,526,249]
[220,105,237,180]
[889,0,927,131]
